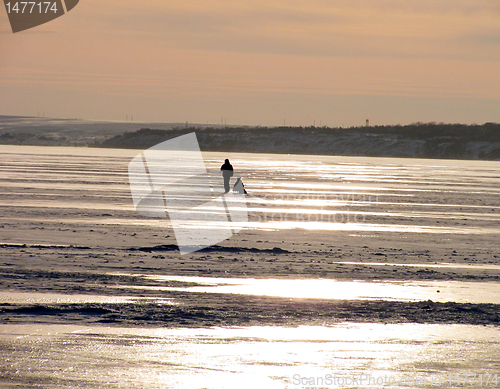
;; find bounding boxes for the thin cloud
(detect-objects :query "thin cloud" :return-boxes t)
[78,0,500,62]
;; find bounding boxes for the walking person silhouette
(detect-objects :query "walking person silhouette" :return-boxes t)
[220,159,234,193]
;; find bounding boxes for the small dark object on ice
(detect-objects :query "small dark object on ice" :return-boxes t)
[420,300,434,310]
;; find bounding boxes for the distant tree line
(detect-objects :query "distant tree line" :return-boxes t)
[1,122,499,160]
[97,122,500,160]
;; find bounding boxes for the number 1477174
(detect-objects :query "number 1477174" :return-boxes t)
[5,2,58,14]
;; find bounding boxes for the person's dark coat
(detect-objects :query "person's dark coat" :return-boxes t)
[221,159,233,192]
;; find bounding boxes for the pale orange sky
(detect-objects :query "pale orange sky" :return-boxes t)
[1,0,500,126]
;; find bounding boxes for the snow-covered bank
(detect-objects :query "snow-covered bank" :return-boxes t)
[100,123,500,160]
[1,115,499,160]
[0,115,191,146]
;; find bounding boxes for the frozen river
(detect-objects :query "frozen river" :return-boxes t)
[0,145,499,388]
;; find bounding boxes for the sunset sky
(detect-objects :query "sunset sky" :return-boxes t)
[1,0,500,126]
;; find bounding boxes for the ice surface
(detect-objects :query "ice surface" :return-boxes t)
[1,323,500,388]
[0,145,499,388]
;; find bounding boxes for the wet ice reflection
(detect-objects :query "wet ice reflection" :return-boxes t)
[1,323,499,389]
[115,275,500,304]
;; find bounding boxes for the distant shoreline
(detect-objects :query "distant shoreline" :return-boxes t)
[98,123,500,161]
[1,115,499,160]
